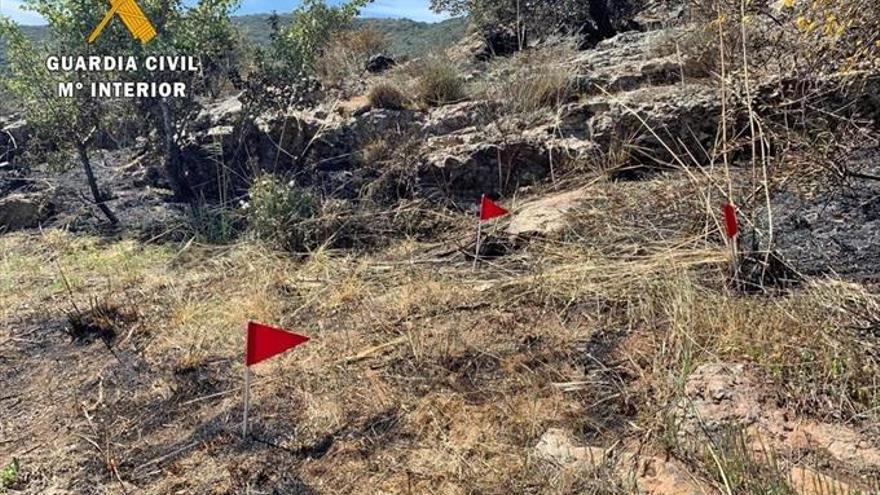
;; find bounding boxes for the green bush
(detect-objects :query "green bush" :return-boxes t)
[246,175,320,252]
[414,58,465,106]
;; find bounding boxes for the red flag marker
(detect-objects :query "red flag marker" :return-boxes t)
[474,194,509,268]
[480,194,509,222]
[723,202,738,239]
[242,321,310,437]
[246,321,310,366]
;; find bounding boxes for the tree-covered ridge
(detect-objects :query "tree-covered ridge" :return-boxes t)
[0,15,468,66]
[236,14,467,58]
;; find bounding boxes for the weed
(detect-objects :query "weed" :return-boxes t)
[367,80,408,110]
[0,459,20,491]
[246,175,320,252]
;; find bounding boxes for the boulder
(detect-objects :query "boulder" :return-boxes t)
[450,27,522,63]
[506,188,590,238]
[0,193,49,231]
[365,54,396,74]
[192,94,244,132]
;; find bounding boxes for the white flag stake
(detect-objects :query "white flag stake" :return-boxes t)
[473,217,483,269]
[242,327,251,438]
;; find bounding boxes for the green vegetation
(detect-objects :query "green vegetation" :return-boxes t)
[353,17,468,58]
[246,175,320,252]
[0,459,20,492]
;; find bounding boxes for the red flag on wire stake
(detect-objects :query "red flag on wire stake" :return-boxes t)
[480,194,509,222]
[474,194,510,268]
[246,321,310,366]
[242,321,310,438]
[723,202,738,239]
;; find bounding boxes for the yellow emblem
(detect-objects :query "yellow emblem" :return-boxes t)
[88,0,157,44]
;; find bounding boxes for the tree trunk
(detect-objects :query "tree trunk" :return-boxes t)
[75,141,118,225]
[158,98,194,202]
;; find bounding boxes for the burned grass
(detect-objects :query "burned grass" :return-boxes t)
[0,175,878,493]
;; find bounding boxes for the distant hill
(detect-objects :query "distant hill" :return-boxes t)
[1,15,467,68]
[352,17,469,58]
[234,15,468,59]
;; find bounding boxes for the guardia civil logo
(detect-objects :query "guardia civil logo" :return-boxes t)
[88,0,157,44]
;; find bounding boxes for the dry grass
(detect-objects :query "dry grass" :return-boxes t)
[474,37,579,116]
[1,172,878,494]
[316,26,390,90]
[410,57,466,107]
[367,80,408,110]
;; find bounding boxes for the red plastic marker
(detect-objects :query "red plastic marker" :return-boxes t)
[243,321,310,437]
[246,321,310,366]
[480,194,509,222]
[474,194,510,268]
[723,202,738,239]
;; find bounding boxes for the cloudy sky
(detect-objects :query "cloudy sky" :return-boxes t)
[0,0,447,25]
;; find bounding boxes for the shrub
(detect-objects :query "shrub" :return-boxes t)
[317,26,390,88]
[788,0,880,71]
[685,0,880,75]
[246,175,320,252]
[413,58,466,107]
[430,0,639,45]
[367,81,408,110]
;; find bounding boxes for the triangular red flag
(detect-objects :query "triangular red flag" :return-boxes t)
[246,321,310,366]
[479,194,509,222]
[723,202,738,239]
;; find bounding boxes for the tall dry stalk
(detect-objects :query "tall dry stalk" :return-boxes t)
[738,0,774,283]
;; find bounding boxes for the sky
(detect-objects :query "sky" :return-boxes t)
[0,0,448,25]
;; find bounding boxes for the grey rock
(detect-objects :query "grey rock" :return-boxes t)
[0,193,49,231]
[421,130,551,199]
[507,188,590,238]
[422,101,501,136]
[534,429,606,470]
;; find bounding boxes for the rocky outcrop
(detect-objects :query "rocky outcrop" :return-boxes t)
[421,131,551,199]
[585,83,720,163]
[421,101,501,137]
[571,29,701,94]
